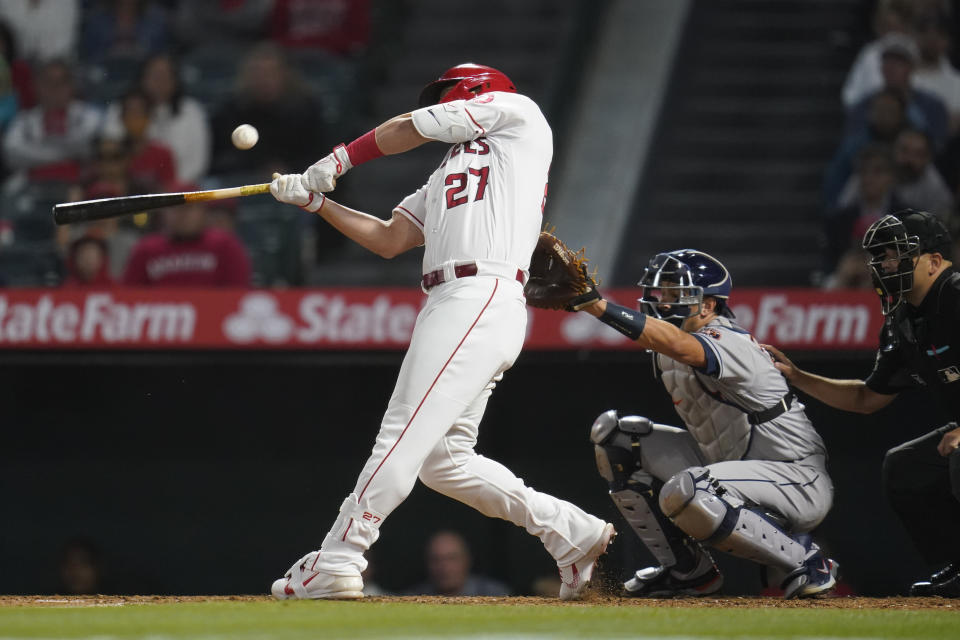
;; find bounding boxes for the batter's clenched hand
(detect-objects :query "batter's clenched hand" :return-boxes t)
[271,172,325,212]
[762,344,799,381]
[301,145,352,193]
[937,425,960,456]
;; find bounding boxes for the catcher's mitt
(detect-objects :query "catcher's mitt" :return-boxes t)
[524,231,602,311]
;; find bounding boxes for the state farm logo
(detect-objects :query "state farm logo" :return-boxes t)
[223,293,293,343]
[223,292,420,345]
[0,294,195,344]
[732,295,873,344]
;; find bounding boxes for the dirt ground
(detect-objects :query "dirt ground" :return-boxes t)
[0,595,956,609]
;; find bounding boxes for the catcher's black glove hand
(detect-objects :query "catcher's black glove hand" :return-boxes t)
[524,231,602,312]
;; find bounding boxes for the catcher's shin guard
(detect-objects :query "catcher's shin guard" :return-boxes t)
[592,410,699,570]
[659,467,807,572]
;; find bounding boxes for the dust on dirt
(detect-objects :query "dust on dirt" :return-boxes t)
[0,595,955,609]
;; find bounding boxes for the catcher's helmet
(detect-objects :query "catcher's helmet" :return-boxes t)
[418,63,516,108]
[638,249,733,321]
[862,209,951,315]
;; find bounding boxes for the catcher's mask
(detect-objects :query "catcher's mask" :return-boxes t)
[418,63,516,108]
[862,210,951,315]
[638,249,734,322]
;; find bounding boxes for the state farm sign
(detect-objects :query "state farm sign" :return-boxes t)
[0,294,195,344]
[222,292,418,345]
[0,287,884,351]
[732,293,872,344]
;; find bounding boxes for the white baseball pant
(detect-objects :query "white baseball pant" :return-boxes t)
[314,275,605,575]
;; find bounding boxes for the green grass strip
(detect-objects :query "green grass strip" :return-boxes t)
[0,600,958,639]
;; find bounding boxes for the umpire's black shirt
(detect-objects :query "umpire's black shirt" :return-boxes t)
[866,266,960,420]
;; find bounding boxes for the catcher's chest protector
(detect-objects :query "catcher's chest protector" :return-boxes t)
[657,355,751,464]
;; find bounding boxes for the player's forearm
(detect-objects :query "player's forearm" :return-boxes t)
[374,115,431,155]
[315,199,410,258]
[789,371,887,414]
[583,300,706,367]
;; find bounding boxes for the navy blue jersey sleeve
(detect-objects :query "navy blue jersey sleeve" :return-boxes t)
[691,333,721,377]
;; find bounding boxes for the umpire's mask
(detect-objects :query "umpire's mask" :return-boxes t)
[862,214,920,315]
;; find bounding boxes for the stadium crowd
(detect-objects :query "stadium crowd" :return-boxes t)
[821,0,960,287]
[0,0,372,287]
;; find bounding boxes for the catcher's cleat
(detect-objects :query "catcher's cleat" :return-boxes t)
[910,561,960,597]
[271,551,364,600]
[558,523,616,601]
[624,558,723,598]
[781,544,838,599]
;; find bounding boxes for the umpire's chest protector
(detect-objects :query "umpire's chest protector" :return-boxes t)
[657,354,751,464]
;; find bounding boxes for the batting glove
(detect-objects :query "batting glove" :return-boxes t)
[301,144,352,194]
[271,173,325,212]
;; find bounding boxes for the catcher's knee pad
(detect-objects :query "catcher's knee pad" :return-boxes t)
[659,468,807,571]
[590,410,653,486]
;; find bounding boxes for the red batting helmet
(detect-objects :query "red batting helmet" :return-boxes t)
[418,63,517,108]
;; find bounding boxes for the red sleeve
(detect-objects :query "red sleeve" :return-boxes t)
[157,146,176,186]
[122,242,151,285]
[216,234,252,286]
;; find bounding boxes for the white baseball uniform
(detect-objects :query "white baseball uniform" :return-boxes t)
[314,92,606,577]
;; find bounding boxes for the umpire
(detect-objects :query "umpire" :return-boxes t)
[766,209,960,597]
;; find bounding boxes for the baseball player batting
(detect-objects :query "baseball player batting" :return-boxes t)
[566,250,838,598]
[268,63,614,600]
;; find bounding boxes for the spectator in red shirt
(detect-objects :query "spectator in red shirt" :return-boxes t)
[122,184,251,287]
[0,19,34,108]
[62,235,115,288]
[269,0,369,56]
[118,89,176,192]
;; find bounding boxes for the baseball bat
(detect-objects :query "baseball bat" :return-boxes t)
[51,183,272,225]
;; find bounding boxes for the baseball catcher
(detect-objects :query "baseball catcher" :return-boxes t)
[568,249,838,598]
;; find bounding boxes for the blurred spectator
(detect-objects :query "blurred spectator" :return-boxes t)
[102,53,210,183]
[842,0,916,109]
[81,0,171,64]
[270,0,370,56]
[913,14,960,135]
[173,0,271,49]
[60,138,143,281]
[2,59,101,183]
[824,144,907,276]
[205,198,238,233]
[402,530,510,597]
[211,42,325,176]
[57,537,104,595]
[0,19,35,109]
[0,57,16,136]
[892,127,955,218]
[62,235,115,288]
[846,33,949,151]
[821,248,874,291]
[0,0,79,64]
[823,88,907,207]
[116,90,176,192]
[122,187,251,286]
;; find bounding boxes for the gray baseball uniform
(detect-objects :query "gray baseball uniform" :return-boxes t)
[592,315,834,580]
[652,316,832,532]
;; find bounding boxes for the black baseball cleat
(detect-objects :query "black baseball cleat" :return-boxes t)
[909,561,960,597]
[623,562,723,598]
[781,544,839,599]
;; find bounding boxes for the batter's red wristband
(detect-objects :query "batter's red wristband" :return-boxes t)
[344,129,384,166]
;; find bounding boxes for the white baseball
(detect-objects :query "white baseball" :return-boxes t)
[231,124,259,150]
